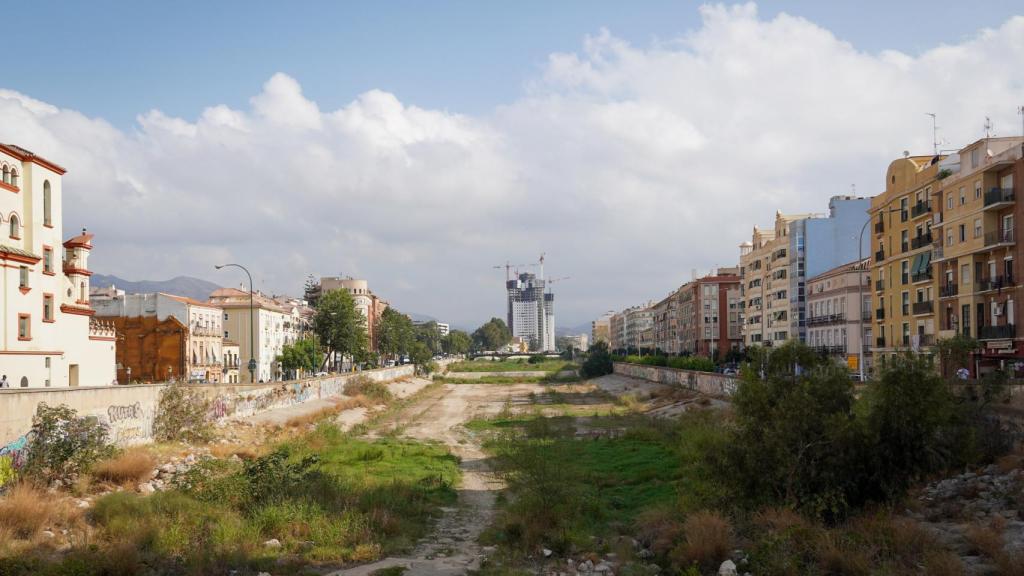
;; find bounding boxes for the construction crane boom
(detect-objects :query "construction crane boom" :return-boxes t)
[492,260,537,282]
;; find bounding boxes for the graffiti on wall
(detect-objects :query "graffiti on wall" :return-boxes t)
[100,402,153,445]
[0,432,34,469]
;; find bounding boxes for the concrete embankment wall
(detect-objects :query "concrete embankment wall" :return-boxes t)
[0,365,417,460]
[612,362,738,397]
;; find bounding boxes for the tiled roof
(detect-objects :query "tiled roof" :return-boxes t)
[0,244,41,260]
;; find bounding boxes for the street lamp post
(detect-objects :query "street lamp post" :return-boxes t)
[858,207,905,382]
[216,263,257,384]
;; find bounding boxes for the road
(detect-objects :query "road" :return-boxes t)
[327,382,546,576]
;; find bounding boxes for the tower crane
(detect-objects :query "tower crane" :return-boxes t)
[492,261,537,282]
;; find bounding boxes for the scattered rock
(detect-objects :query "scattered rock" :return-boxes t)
[138,482,155,495]
[42,530,55,539]
[543,548,553,557]
[263,538,282,549]
[718,559,737,576]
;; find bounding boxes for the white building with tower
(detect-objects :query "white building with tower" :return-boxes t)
[0,143,116,388]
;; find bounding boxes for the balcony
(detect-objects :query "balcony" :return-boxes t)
[984,228,1015,247]
[807,313,846,326]
[876,308,885,320]
[917,334,936,347]
[910,232,933,250]
[876,337,887,348]
[875,279,885,291]
[940,283,959,298]
[862,310,872,321]
[912,300,934,315]
[812,345,846,356]
[910,200,932,219]
[978,275,1014,293]
[979,324,1016,340]
[912,267,933,283]
[874,221,885,234]
[875,249,885,263]
[984,187,1015,209]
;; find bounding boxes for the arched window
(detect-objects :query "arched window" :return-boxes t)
[1,165,8,185]
[9,214,19,239]
[43,181,51,226]
[19,377,28,388]
[9,169,17,188]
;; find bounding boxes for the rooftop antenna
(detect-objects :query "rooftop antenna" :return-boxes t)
[925,112,939,155]
[984,116,994,139]
[1018,106,1024,137]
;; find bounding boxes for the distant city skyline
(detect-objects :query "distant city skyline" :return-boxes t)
[3,2,1024,327]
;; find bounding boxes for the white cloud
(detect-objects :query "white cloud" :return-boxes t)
[2,3,1024,327]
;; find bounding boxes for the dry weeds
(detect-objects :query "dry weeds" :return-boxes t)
[92,449,156,485]
[672,510,733,571]
[0,483,63,539]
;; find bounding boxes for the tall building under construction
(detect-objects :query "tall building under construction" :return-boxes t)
[507,272,555,352]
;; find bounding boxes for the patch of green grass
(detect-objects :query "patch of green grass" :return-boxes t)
[435,375,547,384]
[448,360,574,373]
[5,425,460,575]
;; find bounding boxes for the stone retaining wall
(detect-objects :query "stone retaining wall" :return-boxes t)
[0,365,416,460]
[612,362,738,397]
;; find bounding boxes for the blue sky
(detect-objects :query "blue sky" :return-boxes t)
[10,0,1023,129]
[3,2,1024,328]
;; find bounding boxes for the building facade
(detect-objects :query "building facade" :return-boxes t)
[806,259,872,372]
[506,272,555,352]
[870,154,943,362]
[313,277,387,351]
[94,292,225,383]
[222,341,241,384]
[0,144,116,388]
[591,315,611,347]
[933,137,1024,375]
[208,288,303,382]
[651,290,680,355]
[676,269,743,359]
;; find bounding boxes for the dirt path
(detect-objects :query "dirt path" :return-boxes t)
[327,382,544,576]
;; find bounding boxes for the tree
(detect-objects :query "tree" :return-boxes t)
[313,289,369,371]
[377,308,414,361]
[442,330,472,355]
[414,321,443,355]
[409,340,436,374]
[472,317,512,351]
[277,337,322,379]
[580,341,613,378]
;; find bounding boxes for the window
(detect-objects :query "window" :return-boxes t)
[975,181,982,200]
[19,377,27,388]
[946,229,953,246]
[901,230,909,252]
[43,181,52,226]
[43,247,53,274]
[959,224,966,243]
[19,266,28,289]
[971,148,979,168]
[9,170,17,188]
[902,292,910,315]
[1,165,7,184]
[975,218,982,238]
[901,260,909,284]
[962,264,971,284]
[947,193,953,209]
[9,214,18,239]
[43,294,54,322]
[18,314,30,340]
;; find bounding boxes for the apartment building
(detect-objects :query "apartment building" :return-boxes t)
[806,259,872,372]
[591,314,611,346]
[933,137,1024,375]
[307,277,388,351]
[677,269,743,359]
[651,290,680,355]
[208,288,305,382]
[222,340,241,384]
[609,304,652,353]
[0,144,116,388]
[869,154,944,362]
[95,292,225,383]
[505,272,556,352]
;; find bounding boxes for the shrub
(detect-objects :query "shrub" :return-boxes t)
[0,456,15,488]
[0,483,60,539]
[23,403,115,483]
[344,376,393,403]
[580,341,613,378]
[153,384,213,443]
[92,449,156,485]
[528,355,545,365]
[242,448,320,506]
[672,510,733,571]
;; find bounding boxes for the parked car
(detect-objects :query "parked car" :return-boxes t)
[385,360,396,367]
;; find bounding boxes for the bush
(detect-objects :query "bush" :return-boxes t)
[672,511,733,572]
[0,483,61,539]
[23,403,115,483]
[527,355,545,365]
[153,384,213,443]
[92,449,156,485]
[580,341,613,378]
[344,375,393,403]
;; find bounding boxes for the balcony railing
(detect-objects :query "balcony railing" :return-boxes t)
[876,337,886,347]
[875,249,885,262]
[807,313,846,326]
[978,275,1014,292]
[917,334,936,347]
[979,324,1016,340]
[910,232,933,250]
[862,310,872,321]
[875,279,885,291]
[984,187,1015,208]
[912,267,933,283]
[876,308,885,320]
[984,228,1015,247]
[940,283,959,298]
[910,200,932,219]
[912,300,934,315]
[811,345,846,355]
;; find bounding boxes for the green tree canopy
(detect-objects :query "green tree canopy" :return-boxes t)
[414,321,443,355]
[442,330,472,355]
[277,337,322,375]
[377,307,414,360]
[472,317,512,351]
[313,289,369,369]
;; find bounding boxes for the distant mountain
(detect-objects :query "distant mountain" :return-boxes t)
[91,274,223,302]
[408,312,439,323]
[556,322,592,337]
